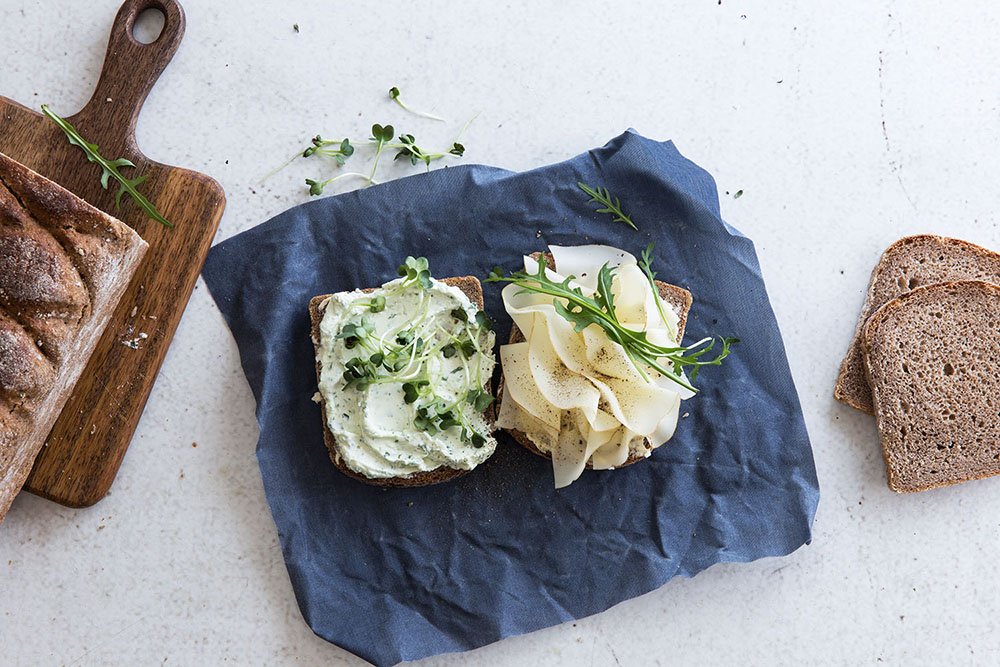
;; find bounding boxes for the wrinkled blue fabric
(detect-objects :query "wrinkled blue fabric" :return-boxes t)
[202,131,819,667]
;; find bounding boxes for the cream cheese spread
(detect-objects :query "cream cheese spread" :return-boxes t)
[316,274,497,479]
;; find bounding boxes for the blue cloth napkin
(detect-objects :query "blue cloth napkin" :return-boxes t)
[202,131,819,666]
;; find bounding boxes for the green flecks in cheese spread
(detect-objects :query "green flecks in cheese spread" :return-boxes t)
[316,267,497,479]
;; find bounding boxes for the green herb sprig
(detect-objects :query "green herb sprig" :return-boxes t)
[389,86,446,122]
[486,248,735,391]
[41,105,173,227]
[263,91,479,197]
[577,182,637,230]
[336,257,494,446]
[638,243,677,341]
[394,133,466,166]
[285,123,469,196]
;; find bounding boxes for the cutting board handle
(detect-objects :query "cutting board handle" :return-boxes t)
[72,0,186,140]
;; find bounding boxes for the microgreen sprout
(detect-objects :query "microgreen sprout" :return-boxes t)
[577,182,638,230]
[397,255,432,289]
[368,123,394,184]
[466,388,495,412]
[263,96,478,195]
[393,133,468,169]
[389,86,446,122]
[302,136,355,163]
[336,257,495,446]
[486,248,736,392]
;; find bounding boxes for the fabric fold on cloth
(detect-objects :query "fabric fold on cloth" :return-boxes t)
[202,130,819,667]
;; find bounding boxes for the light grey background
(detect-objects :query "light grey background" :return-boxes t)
[2,1,999,665]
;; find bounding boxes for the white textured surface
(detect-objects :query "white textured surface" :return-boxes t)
[2,1,1000,665]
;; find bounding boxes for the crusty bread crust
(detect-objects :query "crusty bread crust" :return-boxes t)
[0,152,147,522]
[862,280,1000,493]
[495,252,693,469]
[309,276,494,487]
[836,234,1000,415]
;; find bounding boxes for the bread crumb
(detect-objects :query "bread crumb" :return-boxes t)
[407,502,413,507]
[682,412,690,418]
[121,332,148,349]
[97,525,105,531]
[130,306,137,318]
[311,392,322,403]
[192,442,198,448]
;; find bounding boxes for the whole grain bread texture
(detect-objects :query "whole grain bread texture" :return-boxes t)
[0,152,148,522]
[863,280,1000,493]
[497,252,693,468]
[309,276,494,487]
[836,234,1000,415]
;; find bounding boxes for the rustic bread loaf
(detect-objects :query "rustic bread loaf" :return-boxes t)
[836,235,1000,414]
[863,280,1000,493]
[0,152,148,523]
[497,252,693,468]
[309,276,494,487]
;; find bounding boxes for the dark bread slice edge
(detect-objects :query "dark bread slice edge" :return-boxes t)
[861,280,1000,493]
[309,276,494,488]
[835,234,1000,415]
[496,252,693,468]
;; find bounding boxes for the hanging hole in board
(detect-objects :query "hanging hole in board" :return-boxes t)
[133,7,166,44]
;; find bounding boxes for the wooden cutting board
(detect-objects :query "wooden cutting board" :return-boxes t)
[0,0,225,507]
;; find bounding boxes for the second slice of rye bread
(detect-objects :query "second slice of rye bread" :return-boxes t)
[863,280,1000,493]
[835,234,1000,415]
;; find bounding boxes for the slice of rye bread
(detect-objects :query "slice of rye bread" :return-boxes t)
[863,280,1000,493]
[309,276,494,487]
[836,234,1000,415]
[496,252,693,468]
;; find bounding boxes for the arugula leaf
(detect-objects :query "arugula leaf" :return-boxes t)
[486,253,735,392]
[639,243,677,341]
[42,105,173,228]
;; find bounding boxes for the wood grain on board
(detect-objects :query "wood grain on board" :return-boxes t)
[0,0,225,507]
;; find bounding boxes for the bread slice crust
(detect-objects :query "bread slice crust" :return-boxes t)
[309,276,494,487]
[836,234,1000,415]
[495,252,693,469]
[863,280,1000,493]
[0,153,147,522]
